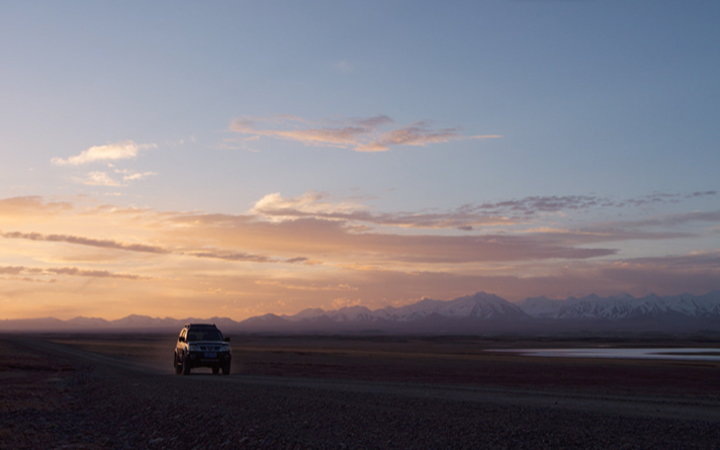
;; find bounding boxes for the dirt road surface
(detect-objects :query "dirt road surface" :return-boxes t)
[2,335,720,449]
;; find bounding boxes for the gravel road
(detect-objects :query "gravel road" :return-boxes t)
[2,336,720,449]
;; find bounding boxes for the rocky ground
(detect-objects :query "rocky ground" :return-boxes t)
[1,335,720,449]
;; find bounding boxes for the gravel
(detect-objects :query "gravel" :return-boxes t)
[2,337,720,449]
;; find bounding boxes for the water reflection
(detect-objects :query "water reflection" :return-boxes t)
[497,348,720,361]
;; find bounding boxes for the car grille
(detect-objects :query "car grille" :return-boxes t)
[198,345,222,351]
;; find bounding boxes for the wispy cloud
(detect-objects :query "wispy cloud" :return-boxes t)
[0,266,41,275]
[188,251,312,265]
[618,251,720,270]
[0,229,313,265]
[256,279,358,291]
[229,115,499,152]
[187,250,271,263]
[471,195,609,216]
[621,210,720,228]
[0,231,168,254]
[0,265,145,280]
[72,170,158,187]
[167,211,616,263]
[356,121,500,152]
[51,140,157,166]
[251,191,515,230]
[45,267,147,280]
[464,191,718,218]
[77,171,122,186]
[114,169,158,182]
[250,191,720,233]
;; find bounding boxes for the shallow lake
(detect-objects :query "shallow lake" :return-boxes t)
[494,348,720,361]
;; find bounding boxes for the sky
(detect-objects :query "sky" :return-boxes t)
[1,1,719,320]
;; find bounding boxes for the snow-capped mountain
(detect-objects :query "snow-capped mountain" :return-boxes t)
[519,291,720,320]
[281,291,720,325]
[516,296,566,319]
[385,292,527,320]
[281,292,527,323]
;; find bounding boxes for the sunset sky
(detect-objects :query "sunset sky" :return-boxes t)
[1,1,719,320]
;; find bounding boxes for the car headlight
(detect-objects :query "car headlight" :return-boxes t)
[188,344,198,352]
[222,345,231,353]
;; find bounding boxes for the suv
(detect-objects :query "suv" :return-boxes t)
[174,323,232,375]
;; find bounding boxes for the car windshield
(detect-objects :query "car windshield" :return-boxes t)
[186,329,223,341]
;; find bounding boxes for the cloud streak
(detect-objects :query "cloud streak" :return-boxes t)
[466,191,717,217]
[0,231,168,254]
[230,115,499,152]
[0,229,312,265]
[188,251,312,264]
[0,265,145,280]
[45,267,146,280]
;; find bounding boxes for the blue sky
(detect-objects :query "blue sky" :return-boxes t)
[1,1,719,319]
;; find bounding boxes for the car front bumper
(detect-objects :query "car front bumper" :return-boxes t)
[186,351,232,368]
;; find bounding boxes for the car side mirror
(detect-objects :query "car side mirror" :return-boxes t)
[178,336,185,342]
[224,337,230,342]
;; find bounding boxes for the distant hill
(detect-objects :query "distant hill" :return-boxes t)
[2,291,720,335]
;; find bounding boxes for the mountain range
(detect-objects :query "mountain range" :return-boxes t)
[3,291,720,335]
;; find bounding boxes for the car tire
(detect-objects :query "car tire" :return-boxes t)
[221,362,231,375]
[174,352,182,374]
[182,352,191,375]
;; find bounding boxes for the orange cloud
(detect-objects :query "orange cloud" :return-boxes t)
[0,196,73,218]
[0,193,717,320]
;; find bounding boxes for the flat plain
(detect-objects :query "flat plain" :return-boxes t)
[2,333,720,449]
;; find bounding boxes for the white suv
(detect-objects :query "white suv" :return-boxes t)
[174,323,232,375]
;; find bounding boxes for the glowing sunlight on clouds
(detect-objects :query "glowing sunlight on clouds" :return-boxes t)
[0,190,717,320]
[252,191,366,221]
